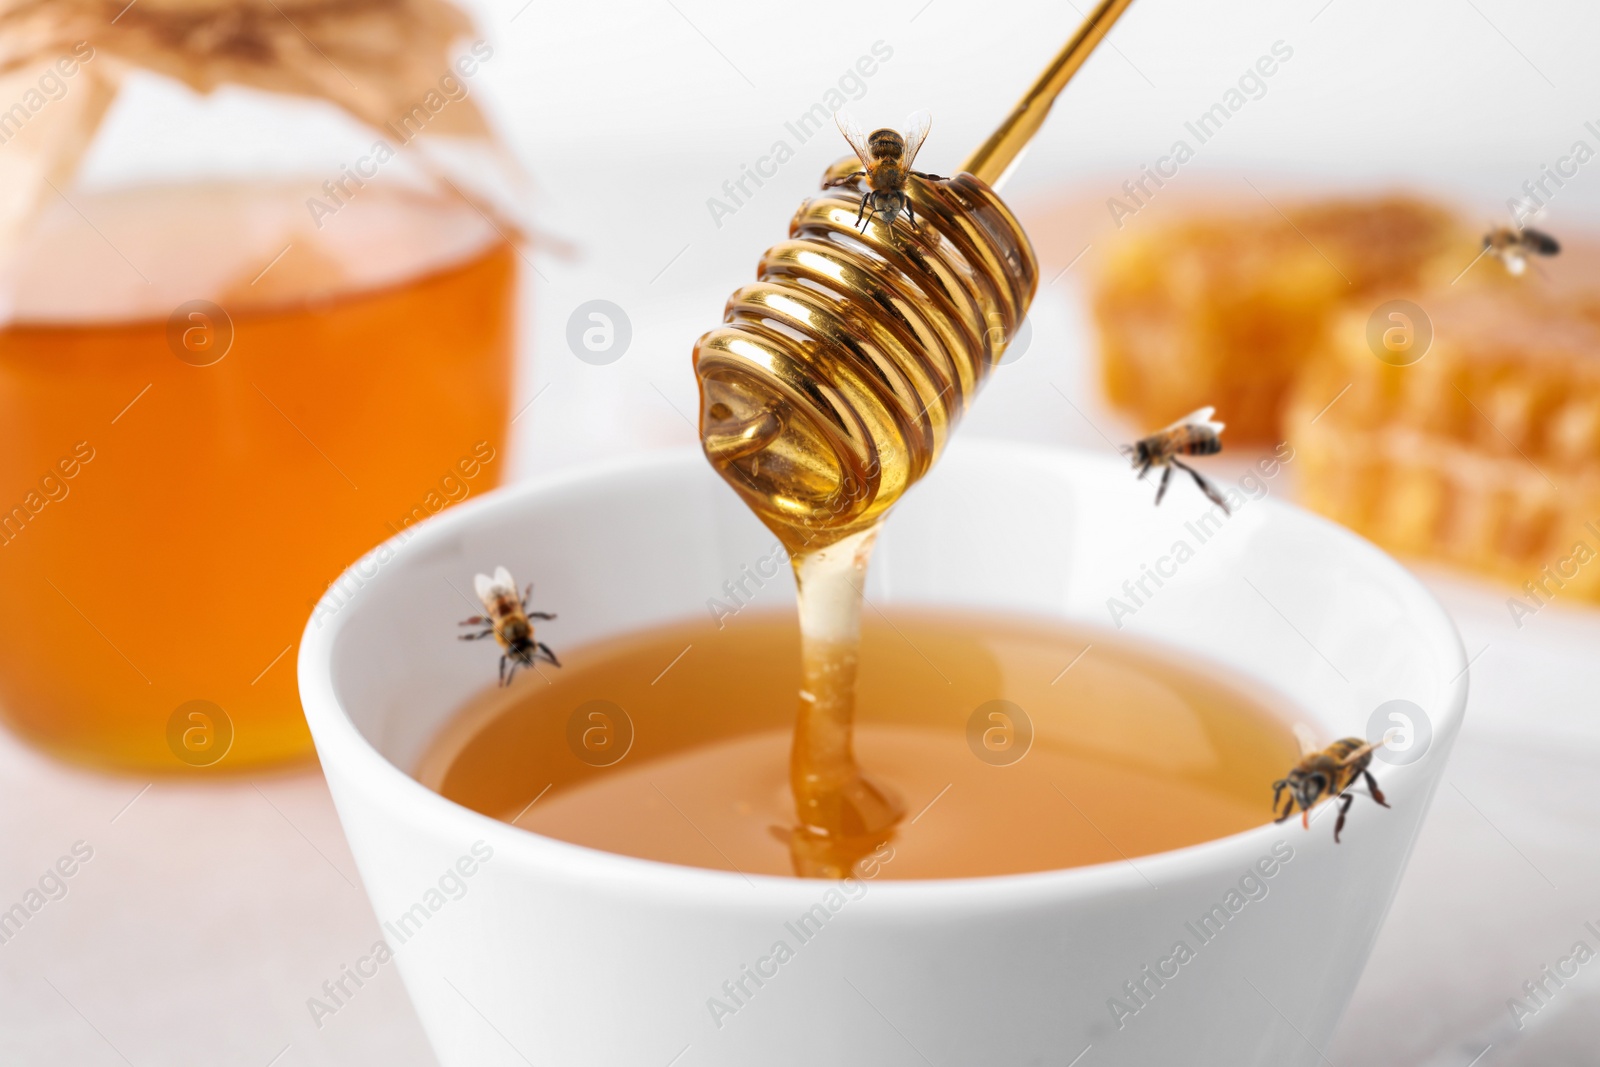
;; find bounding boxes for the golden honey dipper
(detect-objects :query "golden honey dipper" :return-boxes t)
[692,0,1138,877]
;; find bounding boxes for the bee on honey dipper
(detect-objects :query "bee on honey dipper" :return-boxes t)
[824,109,946,244]
[1273,725,1391,844]
[459,566,560,686]
[1121,406,1232,514]
[1483,223,1561,277]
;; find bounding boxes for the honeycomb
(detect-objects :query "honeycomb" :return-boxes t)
[1286,288,1600,602]
[1092,195,1475,441]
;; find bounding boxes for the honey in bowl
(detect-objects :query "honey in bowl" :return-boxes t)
[0,180,515,771]
[417,608,1302,880]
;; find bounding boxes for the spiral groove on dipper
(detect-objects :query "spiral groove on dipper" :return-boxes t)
[694,163,1037,551]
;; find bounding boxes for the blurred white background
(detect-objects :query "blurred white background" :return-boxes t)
[4,1,1599,1064]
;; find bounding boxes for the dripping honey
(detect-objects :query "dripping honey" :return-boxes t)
[419,609,1302,880]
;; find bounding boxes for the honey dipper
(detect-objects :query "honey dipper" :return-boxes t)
[692,0,1139,877]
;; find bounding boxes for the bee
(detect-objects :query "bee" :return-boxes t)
[1483,225,1560,276]
[1121,406,1231,514]
[458,566,560,686]
[824,109,946,243]
[1272,727,1390,844]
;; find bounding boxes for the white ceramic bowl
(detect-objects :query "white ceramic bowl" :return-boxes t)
[298,440,1466,1067]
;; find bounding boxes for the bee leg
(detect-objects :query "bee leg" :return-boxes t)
[498,654,508,687]
[537,641,562,668]
[1174,458,1231,514]
[911,170,947,182]
[854,196,869,228]
[1334,792,1356,843]
[459,615,488,627]
[1363,770,1390,808]
[459,629,494,641]
[1154,465,1174,505]
[521,583,534,610]
[528,612,557,621]
[823,170,865,189]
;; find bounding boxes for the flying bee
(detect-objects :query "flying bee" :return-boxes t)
[1272,727,1390,844]
[458,565,559,686]
[1483,224,1560,276]
[1121,406,1231,514]
[824,109,946,244]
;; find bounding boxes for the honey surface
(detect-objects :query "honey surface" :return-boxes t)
[420,609,1302,880]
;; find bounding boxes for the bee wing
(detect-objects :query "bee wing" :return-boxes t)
[1159,406,1224,434]
[834,109,874,168]
[1523,227,1561,255]
[1339,738,1384,766]
[1293,722,1320,757]
[474,567,515,607]
[901,109,932,168]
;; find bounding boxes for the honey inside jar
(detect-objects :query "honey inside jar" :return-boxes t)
[0,181,515,771]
